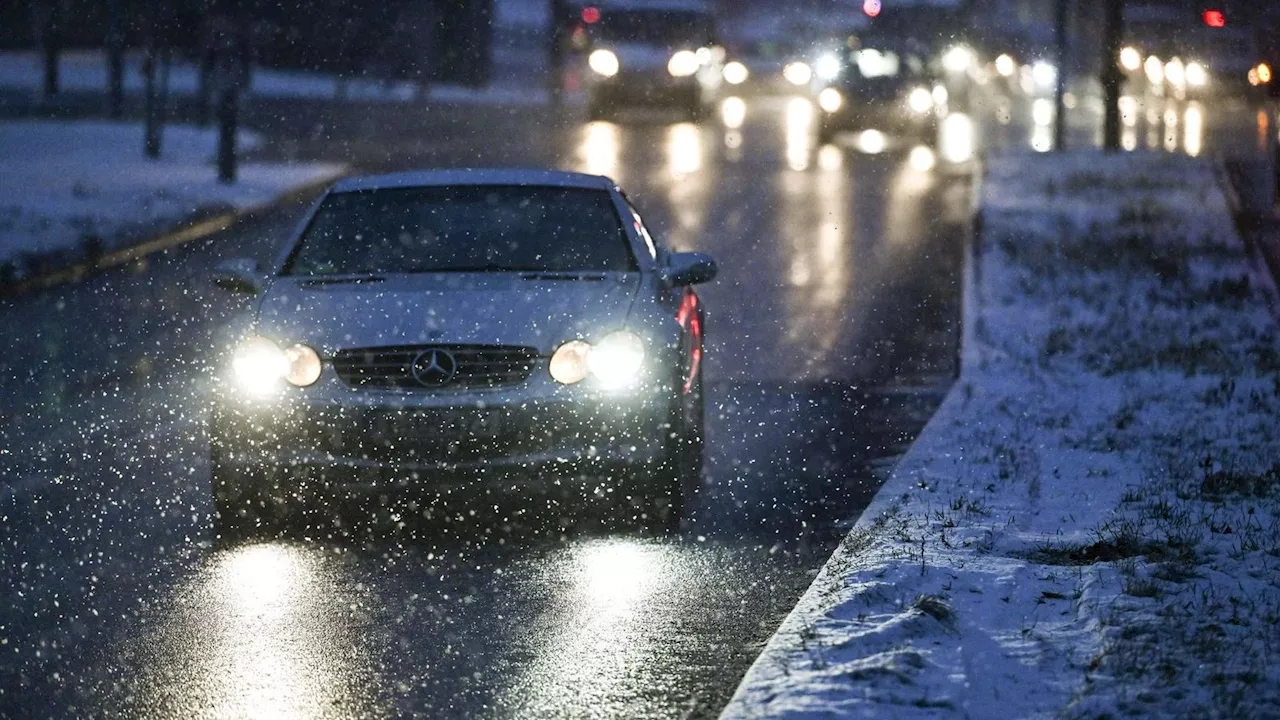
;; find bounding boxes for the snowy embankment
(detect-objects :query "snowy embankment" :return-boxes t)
[724,151,1280,718]
[0,120,343,282]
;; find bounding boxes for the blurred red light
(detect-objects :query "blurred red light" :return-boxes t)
[1203,10,1225,28]
[863,0,882,17]
[582,6,601,24]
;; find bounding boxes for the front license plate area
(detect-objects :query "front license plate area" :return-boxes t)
[373,408,502,448]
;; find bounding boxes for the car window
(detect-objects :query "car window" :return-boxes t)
[283,186,636,275]
[595,10,713,46]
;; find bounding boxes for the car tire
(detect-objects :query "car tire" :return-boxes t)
[651,372,705,533]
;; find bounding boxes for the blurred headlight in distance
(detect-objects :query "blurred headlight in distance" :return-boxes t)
[940,112,975,164]
[783,61,812,86]
[995,53,1016,77]
[284,344,322,386]
[723,61,749,85]
[668,50,700,77]
[550,340,592,384]
[815,53,841,81]
[932,84,949,106]
[908,145,936,172]
[1165,57,1185,88]
[857,130,887,154]
[1186,62,1207,87]
[1032,61,1057,88]
[818,87,843,112]
[942,45,973,74]
[589,49,619,77]
[1259,63,1273,84]
[908,87,933,114]
[587,331,646,390]
[232,336,290,396]
[1120,46,1142,72]
[1144,55,1163,85]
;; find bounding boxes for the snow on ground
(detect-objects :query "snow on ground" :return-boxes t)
[0,120,344,278]
[723,151,1280,718]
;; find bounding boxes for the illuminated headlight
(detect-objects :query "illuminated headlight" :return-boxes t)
[589,49,619,77]
[723,60,749,85]
[1120,46,1142,72]
[783,61,812,86]
[551,331,647,390]
[942,45,973,74]
[818,87,843,113]
[907,87,933,114]
[1186,61,1207,87]
[815,53,841,81]
[995,53,1016,77]
[231,337,321,396]
[1032,61,1057,88]
[668,50,700,77]
[932,83,949,106]
[1165,57,1185,88]
[1144,55,1163,85]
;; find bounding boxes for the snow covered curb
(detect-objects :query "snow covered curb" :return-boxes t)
[722,151,1280,718]
[0,120,345,292]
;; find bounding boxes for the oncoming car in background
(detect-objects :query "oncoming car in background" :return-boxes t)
[583,0,724,120]
[812,39,945,145]
[208,170,718,538]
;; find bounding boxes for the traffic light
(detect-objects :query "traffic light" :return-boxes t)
[1203,9,1226,28]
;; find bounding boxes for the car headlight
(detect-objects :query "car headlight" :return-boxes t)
[589,49,619,77]
[1032,61,1057,88]
[818,87,843,113]
[551,331,647,389]
[783,61,812,86]
[908,87,933,114]
[587,331,646,389]
[1186,61,1207,87]
[815,53,841,81]
[723,60,749,85]
[942,45,973,73]
[668,50,700,77]
[231,336,321,395]
[550,340,591,384]
[1120,46,1142,72]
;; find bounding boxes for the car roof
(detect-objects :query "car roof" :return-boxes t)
[330,169,618,193]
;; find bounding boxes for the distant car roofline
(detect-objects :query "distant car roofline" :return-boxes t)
[330,169,618,193]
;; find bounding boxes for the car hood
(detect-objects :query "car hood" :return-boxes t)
[609,43,680,72]
[254,273,642,355]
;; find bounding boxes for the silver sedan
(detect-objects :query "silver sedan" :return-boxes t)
[208,169,717,538]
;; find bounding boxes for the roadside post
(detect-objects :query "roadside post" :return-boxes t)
[1102,0,1124,151]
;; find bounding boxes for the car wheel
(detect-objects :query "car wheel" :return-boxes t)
[651,373,705,533]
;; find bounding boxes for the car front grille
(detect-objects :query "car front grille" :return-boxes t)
[331,345,540,391]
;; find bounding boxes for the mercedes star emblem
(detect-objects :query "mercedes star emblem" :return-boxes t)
[410,348,458,387]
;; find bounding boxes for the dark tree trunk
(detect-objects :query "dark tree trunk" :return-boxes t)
[217,86,238,183]
[1053,0,1069,151]
[106,0,125,118]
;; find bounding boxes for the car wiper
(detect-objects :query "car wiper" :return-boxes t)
[297,275,386,286]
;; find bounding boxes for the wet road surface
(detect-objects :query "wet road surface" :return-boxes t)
[1,75,1153,717]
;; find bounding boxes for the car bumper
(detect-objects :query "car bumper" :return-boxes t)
[590,72,701,105]
[210,386,674,484]
[822,103,936,135]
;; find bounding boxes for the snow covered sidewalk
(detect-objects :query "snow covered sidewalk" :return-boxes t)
[723,152,1280,718]
[0,120,344,284]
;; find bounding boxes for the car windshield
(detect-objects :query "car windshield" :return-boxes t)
[283,185,635,275]
[595,10,713,46]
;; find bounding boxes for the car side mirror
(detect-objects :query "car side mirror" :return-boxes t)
[665,251,718,286]
[212,257,265,294]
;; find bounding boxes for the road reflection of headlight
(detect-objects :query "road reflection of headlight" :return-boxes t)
[818,87,843,113]
[1032,98,1054,126]
[908,87,933,114]
[723,61,749,85]
[940,113,974,164]
[589,49,619,77]
[668,50,699,77]
[586,331,646,390]
[783,61,812,86]
[1165,57,1185,88]
[815,53,841,81]
[721,96,746,128]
